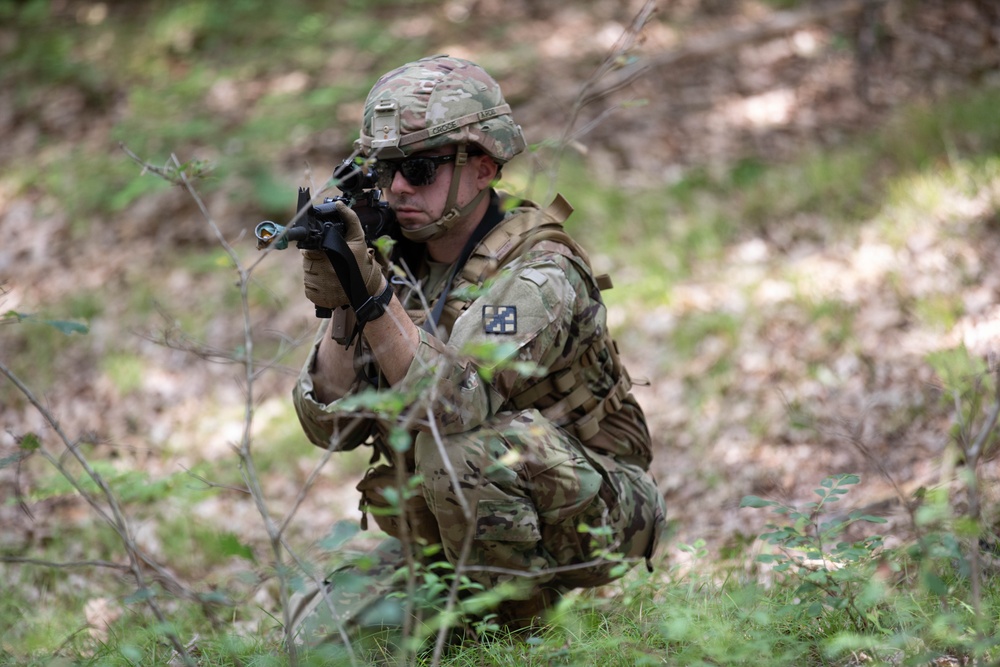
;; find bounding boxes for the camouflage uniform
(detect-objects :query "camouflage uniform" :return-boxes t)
[288,56,666,645]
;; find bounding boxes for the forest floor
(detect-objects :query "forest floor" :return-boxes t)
[2,0,1000,618]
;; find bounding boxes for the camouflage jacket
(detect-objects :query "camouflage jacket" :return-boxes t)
[293,191,652,469]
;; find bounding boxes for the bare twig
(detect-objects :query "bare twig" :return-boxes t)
[167,151,306,666]
[121,144,315,662]
[955,366,1000,637]
[0,556,131,571]
[835,412,919,527]
[583,0,878,105]
[425,399,476,667]
[968,373,1000,463]
[0,359,197,666]
[179,464,252,495]
[533,0,657,204]
[459,556,642,581]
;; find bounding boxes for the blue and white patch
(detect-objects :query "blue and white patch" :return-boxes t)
[483,305,517,334]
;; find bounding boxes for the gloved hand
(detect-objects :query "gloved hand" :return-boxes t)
[302,202,385,311]
[302,248,348,310]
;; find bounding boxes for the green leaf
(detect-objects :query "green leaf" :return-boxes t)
[119,645,143,662]
[609,563,630,578]
[382,487,400,507]
[20,433,41,451]
[460,340,521,367]
[796,581,818,595]
[739,495,772,508]
[0,454,25,469]
[335,387,407,416]
[388,427,411,453]
[373,235,397,257]
[319,520,360,551]
[39,317,89,335]
[3,311,89,335]
[215,532,256,562]
[124,587,155,604]
[198,590,232,605]
[926,345,987,390]
[922,571,949,596]
[421,543,443,559]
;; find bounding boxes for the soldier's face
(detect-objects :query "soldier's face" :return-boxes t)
[382,148,493,235]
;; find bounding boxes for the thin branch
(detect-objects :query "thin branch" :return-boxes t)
[276,436,337,537]
[959,365,1000,638]
[582,0,877,105]
[968,372,1000,463]
[572,0,657,115]
[461,556,645,582]
[537,0,656,204]
[426,400,477,667]
[179,465,252,495]
[0,556,131,571]
[170,151,306,665]
[0,359,197,666]
[120,144,302,662]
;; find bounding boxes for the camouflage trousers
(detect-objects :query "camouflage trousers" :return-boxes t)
[288,408,665,645]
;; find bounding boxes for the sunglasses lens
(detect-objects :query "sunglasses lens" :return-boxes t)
[374,155,454,189]
[373,161,396,189]
[400,158,438,186]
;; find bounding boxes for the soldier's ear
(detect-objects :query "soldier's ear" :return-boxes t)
[474,154,499,188]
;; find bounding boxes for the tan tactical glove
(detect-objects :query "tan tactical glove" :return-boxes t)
[302,249,348,310]
[301,202,384,311]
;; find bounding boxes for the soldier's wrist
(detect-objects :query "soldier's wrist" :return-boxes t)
[354,278,392,323]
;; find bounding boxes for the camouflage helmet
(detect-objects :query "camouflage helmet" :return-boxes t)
[357,55,526,163]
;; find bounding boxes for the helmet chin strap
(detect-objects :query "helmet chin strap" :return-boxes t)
[399,143,489,243]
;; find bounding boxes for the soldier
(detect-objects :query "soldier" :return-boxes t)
[288,55,666,645]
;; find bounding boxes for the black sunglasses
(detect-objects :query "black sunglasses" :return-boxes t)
[372,154,457,189]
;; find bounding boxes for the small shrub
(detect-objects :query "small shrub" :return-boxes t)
[742,474,889,634]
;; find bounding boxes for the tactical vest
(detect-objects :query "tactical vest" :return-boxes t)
[428,194,648,467]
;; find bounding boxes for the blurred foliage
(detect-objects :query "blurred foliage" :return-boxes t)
[0,0,436,221]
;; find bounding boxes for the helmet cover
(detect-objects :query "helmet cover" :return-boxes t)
[358,55,526,163]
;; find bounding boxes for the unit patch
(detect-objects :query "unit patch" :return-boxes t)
[483,305,517,334]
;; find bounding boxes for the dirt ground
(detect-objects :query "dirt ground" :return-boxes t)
[3,0,1000,601]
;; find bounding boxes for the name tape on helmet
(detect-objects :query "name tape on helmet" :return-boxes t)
[429,120,459,137]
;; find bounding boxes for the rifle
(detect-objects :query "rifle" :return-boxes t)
[255,158,398,344]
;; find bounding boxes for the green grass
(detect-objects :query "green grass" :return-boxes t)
[4,551,996,667]
[4,467,1000,667]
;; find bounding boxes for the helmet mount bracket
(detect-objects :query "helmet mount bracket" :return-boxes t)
[370,100,404,158]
